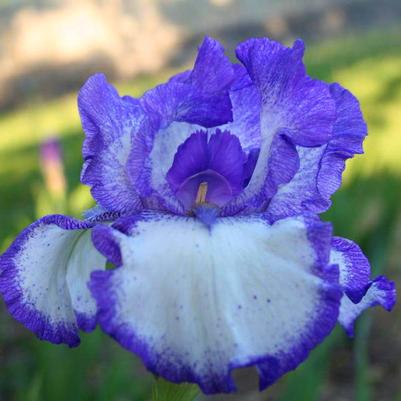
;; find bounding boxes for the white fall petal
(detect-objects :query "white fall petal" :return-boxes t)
[90,213,341,393]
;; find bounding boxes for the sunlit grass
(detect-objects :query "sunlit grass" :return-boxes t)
[0,72,173,154]
[336,55,401,178]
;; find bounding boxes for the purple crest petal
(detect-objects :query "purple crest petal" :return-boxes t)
[208,130,246,192]
[166,130,209,190]
[167,130,246,209]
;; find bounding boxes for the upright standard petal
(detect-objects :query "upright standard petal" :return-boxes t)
[220,64,261,151]
[142,36,234,128]
[78,73,153,213]
[236,38,335,147]
[224,38,336,213]
[330,237,396,336]
[135,37,235,213]
[90,213,341,394]
[266,83,367,221]
[0,215,106,345]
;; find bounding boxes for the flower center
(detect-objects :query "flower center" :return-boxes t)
[175,169,234,209]
[195,182,208,204]
[166,129,259,213]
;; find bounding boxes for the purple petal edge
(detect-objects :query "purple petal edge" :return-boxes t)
[339,276,396,337]
[332,236,371,303]
[256,215,341,390]
[0,215,94,346]
[91,225,122,267]
[316,83,367,201]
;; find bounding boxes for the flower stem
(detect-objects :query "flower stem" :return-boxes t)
[151,377,200,401]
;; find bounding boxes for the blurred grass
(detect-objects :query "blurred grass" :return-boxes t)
[0,28,400,401]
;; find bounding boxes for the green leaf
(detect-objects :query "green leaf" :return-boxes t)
[152,378,199,401]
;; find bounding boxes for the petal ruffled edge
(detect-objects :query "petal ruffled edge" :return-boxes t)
[265,82,367,221]
[78,73,152,213]
[316,83,367,200]
[330,236,396,336]
[331,237,371,302]
[339,277,396,337]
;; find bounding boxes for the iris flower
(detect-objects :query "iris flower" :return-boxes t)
[0,37,396,394]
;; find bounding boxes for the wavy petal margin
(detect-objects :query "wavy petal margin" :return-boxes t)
[78,73,153,213]
[266,82,367,221]
[330,237,396,336]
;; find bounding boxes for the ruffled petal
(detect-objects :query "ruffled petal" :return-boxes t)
[236,38,335,147]
[78,73,153,213]
[266,83,367,221]
[329,237,396,336]
[0,215,106,345]
[133,37,235,213]
[90,213,341,394]
[221,38,335,214]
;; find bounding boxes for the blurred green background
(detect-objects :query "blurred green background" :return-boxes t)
[0,1,400,400]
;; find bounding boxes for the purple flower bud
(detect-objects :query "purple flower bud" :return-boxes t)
[40,136,66,198]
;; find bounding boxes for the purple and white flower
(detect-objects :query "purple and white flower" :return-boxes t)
[0,37,396,394]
